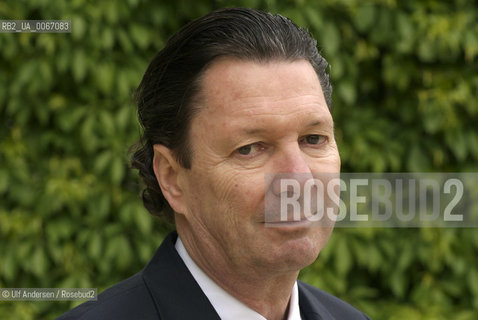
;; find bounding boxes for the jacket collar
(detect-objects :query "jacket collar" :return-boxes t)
[142,232,332,320]
[142,232,221,320]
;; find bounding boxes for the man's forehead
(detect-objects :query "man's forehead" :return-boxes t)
[197,58,327,114]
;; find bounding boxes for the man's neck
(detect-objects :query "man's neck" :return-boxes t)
[176,222,300,320]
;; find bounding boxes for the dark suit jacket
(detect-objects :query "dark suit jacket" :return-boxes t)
[57,232,370,319]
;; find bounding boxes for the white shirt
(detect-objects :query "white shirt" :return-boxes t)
[175,236,302,320]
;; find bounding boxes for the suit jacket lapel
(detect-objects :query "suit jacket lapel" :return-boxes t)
[298,281,335,320]
[142,232,342,320]
[142,232,221,320]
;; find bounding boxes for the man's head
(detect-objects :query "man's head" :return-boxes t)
[157,58,340,275]
[131,8,333,221]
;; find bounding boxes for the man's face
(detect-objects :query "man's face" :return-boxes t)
[176,58,340,274]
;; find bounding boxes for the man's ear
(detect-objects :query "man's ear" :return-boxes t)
[152,144,187,214]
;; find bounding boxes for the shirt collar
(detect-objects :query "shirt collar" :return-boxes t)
[175,236,302,320]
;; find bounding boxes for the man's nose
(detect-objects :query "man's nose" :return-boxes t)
[270,144,313,197]
[275,143,311,173]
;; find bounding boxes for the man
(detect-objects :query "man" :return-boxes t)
[58,7,369,320]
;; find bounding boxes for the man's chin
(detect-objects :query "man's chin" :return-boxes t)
[269,237,321,270]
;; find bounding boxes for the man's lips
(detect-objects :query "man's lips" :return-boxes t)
[264,218,313,228]
[262,209,317,224]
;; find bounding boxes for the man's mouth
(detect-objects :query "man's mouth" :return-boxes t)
[264,217,313,228]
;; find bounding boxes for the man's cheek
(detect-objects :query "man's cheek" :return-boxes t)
[211,170,244,197]
[311,154,341,173]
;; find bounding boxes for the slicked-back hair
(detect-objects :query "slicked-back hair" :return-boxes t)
[131,7,332,222]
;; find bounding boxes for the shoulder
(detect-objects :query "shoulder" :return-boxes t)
[298,281,370,320]
[56,271,158,320]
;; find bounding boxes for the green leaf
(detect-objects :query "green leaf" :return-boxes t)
[0,169,9,193]
[354,5,376,32]
[407,144,430,171]
[111,156,125,184]
[72,49,87,82]
[88,232,102,260]
[322,23,340,55]
[334,237,352,276]
[30,247,48,277]
[338,80,356,105]
[130,24,150,49]
[446,130,467,161]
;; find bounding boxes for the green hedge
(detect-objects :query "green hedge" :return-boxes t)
[1,0,477,319]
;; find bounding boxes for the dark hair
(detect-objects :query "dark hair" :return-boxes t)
[131,7,332,222]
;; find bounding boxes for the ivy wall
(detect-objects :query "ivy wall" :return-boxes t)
[1,0,477,319]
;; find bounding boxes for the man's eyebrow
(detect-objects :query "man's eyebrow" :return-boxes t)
[243,127,265,135]
[307,119,336,129]
[241,119,333,135]
[306,120,322,128]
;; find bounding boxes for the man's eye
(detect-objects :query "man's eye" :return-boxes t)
[304,135,327,145]
[236,143,263,155]
[237,145,253,155]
